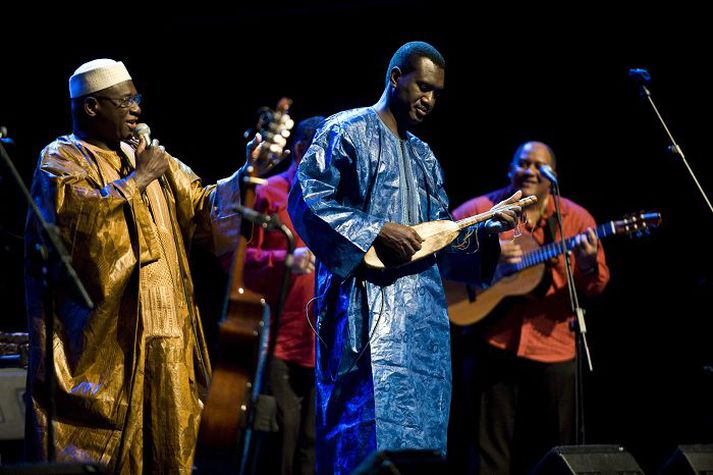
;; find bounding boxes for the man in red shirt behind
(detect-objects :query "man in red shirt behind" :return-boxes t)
[244,116,324,475]
[451,141,609,475]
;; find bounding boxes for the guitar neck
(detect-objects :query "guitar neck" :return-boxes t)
[228,186,255,295]
[512,221,615,272]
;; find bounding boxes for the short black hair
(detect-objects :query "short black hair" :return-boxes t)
[385,41,446,87]
[291,116,325,152]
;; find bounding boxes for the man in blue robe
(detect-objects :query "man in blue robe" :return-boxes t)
[288,41,522,475]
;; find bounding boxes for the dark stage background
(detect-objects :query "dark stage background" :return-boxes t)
[1,7,711,472]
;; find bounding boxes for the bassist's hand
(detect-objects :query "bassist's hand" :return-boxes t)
[290,247,316,274]
[373,222,424,266]
[240,133,288,178]
[240,133,264,177]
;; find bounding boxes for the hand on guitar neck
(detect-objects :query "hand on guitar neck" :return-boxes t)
[241,132,290,178]
[499,226,599,271]
[240,97,294,178]
[447,211,661,326]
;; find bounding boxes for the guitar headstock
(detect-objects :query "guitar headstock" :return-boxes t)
[613,212,662,238]
[246,97,294,177]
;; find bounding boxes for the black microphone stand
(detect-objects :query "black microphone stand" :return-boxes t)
[632,70,713,216]
[231,205,295,475]
[0,133,94,462]
[549,179,592,445]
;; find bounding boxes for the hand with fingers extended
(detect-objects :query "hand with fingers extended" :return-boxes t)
[373,222,424,267]
[484,190,524,235]
[289,247,316,275]
[134,136,169,192]
[241,133,291,177]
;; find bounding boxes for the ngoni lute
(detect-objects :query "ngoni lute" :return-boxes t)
[363,195,538,269]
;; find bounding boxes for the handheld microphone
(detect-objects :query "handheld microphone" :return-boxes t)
[134,123,152,148]
[539,164,558,187]
[133,123,169,189]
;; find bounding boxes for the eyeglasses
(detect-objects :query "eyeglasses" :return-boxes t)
[94,93,142,108]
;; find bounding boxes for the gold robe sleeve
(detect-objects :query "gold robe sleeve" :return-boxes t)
[25,136,242,470]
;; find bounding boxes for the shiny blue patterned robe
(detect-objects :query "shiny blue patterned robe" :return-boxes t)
[287,107,498,475]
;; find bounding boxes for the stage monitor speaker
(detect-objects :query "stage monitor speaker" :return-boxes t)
[0,367,26,440]
[350,449,445,475]
[657,444,713,474]
[530,445,644,475]
[0,463,106,474]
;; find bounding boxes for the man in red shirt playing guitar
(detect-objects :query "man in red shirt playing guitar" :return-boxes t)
[450,141,610,475]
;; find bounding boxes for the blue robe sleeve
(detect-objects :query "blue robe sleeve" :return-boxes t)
[288,120,386,280]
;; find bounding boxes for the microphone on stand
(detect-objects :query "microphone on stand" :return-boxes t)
[539,163,559,189]
[628,68,651,84]
[628,67,652,97]
[0,126,14,145]
[627,66,713,216]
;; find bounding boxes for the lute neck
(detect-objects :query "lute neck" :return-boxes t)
[455,195,538,231]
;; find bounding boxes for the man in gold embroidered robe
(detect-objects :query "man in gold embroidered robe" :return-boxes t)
[24,59,254,474]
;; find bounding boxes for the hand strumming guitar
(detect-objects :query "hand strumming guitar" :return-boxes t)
[498,239,524,265]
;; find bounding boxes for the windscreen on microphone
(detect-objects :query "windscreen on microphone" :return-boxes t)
[628,68,651,84]
[0,126,14,144]
[539,164,558,186]
[134,123,152,147]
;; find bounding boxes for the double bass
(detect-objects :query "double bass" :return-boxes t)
[196,99,293,473]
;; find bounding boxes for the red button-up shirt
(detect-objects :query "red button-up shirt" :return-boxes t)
[243,164,316,367]
[452,187,609,362]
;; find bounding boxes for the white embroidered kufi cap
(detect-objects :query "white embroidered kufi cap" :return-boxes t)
[69,59,132,99]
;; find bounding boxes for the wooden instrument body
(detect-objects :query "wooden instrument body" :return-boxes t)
[363,195,538,269]
[446,234,544,326]
[363,219,461,269]
[445,211,662,326]
[197,290,269,449]
[196,99,293,467]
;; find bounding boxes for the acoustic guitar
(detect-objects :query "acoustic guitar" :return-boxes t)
[445,212,662,326]
[363,195,538,269]
[196,98,293,472]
